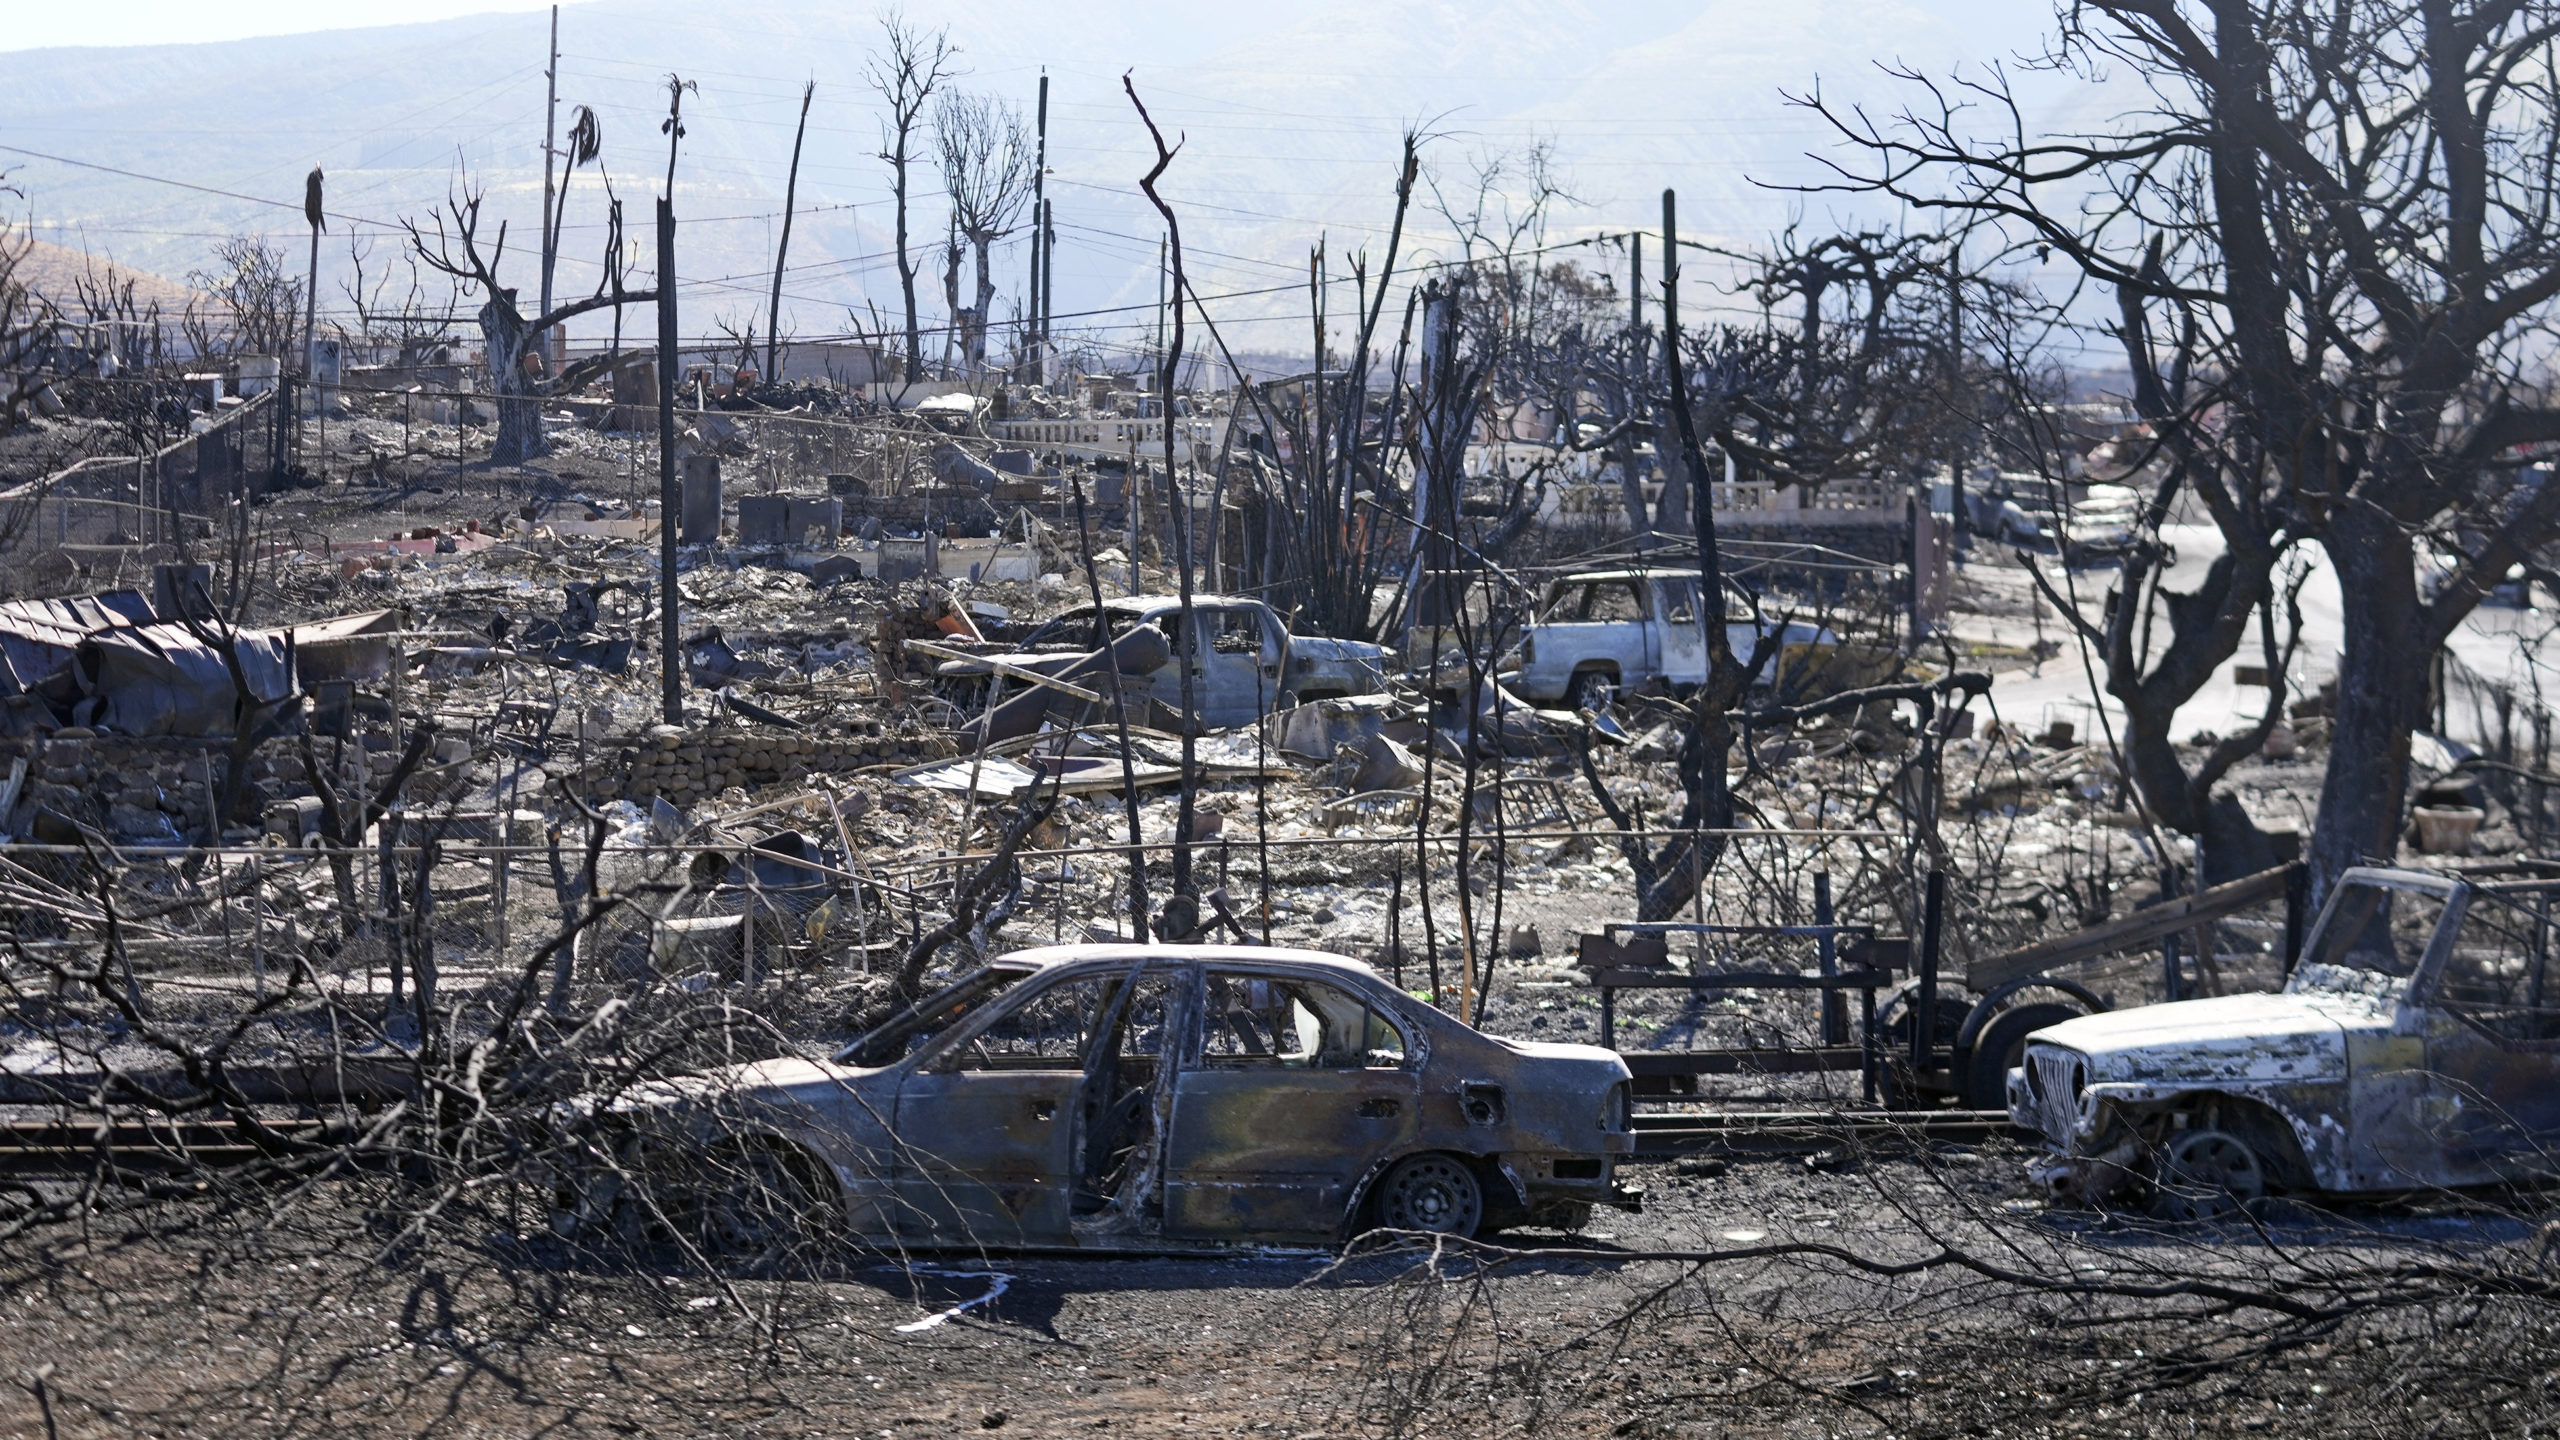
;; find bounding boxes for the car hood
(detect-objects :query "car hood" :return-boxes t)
[1291,635,1391,663]
[2027,991,2388,1087]
[619,1056,883,1111]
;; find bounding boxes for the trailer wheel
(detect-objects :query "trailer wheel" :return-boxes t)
[1960,1002,2082,1110]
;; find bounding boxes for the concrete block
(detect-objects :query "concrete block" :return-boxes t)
[680,455,723,543]
[737,494,791,545]
[785,497,842,544]
[875,535,939,583]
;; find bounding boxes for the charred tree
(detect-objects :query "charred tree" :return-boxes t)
[867,12,957,385]
[404,179,656,465]
[1804,0,2560,899]
[937,90,1034,372]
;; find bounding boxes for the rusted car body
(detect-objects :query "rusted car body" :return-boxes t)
[936,596,1392,730]
[2010,866,2560,1213]
[1500,567,1830,710]
[582,945,1637,1251]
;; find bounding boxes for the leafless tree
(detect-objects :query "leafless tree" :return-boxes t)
[183,235,300,359]
[339,235,464,365]
[0,205,61,435]
[69,253,170,375]
[402,168,658,464]
[866,10,957,384]
[1802,0,2560,901]
[710,311,761,376]
[936,89,1035,370]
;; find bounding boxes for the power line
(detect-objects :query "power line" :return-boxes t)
[0,143,401,231]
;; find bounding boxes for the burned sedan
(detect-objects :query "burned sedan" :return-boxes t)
[2011,866,2560,1216]
[568,945,1637,1252]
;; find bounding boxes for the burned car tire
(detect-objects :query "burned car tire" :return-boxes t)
[1565,670,1616,712]
[1961,1002,2081,1110]
[1372,1153,1484,1238]
[681,1142,835,1267]
[2152,1128,2267,1222]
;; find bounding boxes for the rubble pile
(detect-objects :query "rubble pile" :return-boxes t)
[580,721,943,805]
[0,350,2389,1236]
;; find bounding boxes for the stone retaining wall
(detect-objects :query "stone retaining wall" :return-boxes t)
[580,720,955,806]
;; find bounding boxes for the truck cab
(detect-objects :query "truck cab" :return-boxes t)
[941,595,1391,729]
[2011,866,2560,1215]
[1502,568,1823,708]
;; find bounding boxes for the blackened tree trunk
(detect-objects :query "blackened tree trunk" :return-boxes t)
[2309,504,2424,887]
[480,295,541,464]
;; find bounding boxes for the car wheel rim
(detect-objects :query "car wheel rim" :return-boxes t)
[1383,1156,1481,1236]
[2160,1130,2266,1221]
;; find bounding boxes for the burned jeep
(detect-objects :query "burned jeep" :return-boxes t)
[2011,865,2560,1216]
[562,945,1637,1253]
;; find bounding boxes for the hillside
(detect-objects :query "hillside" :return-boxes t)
[0,0,2107,364]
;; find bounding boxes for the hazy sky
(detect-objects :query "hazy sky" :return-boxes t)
[0,0,2103,365]
[0,1,580,51]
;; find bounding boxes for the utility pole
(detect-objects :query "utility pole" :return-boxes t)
[658,77,692,726]
[301,167,324,382]
[1026,71,1048,385]
[1620,229,1649,540]
[1630,229,1643,333]
[302,167,324,483]
[767,78,814,385]
[658,199,681,725]
[538,5,559,358]
[1946,240,1970,560]
[1041,198,1055,354]
[1662,188,1725,632]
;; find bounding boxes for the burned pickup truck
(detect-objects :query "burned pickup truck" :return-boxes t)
[935,595,1392,734]
[558,945,1636,1253]
[1500,566,1832,709]
[2011,865,2560,1216]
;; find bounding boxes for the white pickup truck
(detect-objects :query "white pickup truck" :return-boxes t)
[1500,567,1829,709]
[2012,865,2560,1215]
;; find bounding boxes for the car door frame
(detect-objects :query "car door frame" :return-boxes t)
[1650,575,1702,687]
[1161,962,1426,1243]
[2411,882,2560,1183]
[1188,602,1276,729]
[890,960,1182,1247]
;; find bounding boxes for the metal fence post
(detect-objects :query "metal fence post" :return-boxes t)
[1913,866,1945,1076]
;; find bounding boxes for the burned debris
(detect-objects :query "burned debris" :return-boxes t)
[11,3,2560,1434]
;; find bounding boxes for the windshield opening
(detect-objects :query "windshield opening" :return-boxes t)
[2430,885,2560,1039]
[2302,881,2452,979]
[834,966,1036,1066]
[1542,581,1646,623]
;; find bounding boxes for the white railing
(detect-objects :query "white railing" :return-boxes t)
[990,417,1224,457]
[1541,476,1908,527]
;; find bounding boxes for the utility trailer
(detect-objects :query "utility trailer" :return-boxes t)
[1581,864,2311,1129]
